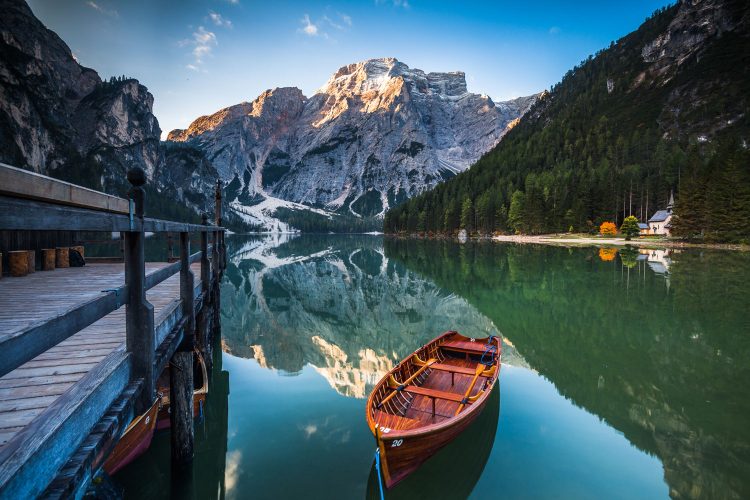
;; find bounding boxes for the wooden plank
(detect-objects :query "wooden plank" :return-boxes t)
[0,163,129,214]
[0,286,127,377]
[0,375,82,390]
[0,383,76,402]
[0,363,100,380]
[0,408,45,429]
[0,396,59,412]
[0,351,130,499]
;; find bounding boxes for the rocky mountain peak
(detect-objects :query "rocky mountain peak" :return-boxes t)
[318,57,469,99]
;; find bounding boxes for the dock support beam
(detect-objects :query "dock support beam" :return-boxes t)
[170,232,195,466]
[124,168,156,414]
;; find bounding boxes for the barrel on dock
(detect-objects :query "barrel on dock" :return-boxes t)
[72,245,85,258]
[55,247,69,268]
[42,249,56,271]
[26,250,35,273]
[9,250,28,276]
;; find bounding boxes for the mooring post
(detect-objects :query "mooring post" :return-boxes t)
[197,214,213,370]
[124,167,156,414]
[170,231,196,466]
[200,214,210,292]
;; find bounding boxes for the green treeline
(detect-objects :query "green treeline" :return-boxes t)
[384,3,750,243]
[274,207,381,233]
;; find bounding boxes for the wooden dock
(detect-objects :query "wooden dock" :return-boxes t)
[0,163,226,498]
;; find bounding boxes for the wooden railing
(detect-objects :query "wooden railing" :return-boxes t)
[0,164,226,497]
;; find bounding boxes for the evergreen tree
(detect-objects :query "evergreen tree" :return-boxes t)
[508,190,525,234]
[620,215,640,240]
[460,197,474,232]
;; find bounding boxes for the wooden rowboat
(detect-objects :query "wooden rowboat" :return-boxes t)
[155,349,209,430]
[366,331,501,489]
[103,397,160,476]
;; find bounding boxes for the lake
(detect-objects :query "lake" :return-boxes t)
[116,234,750,499]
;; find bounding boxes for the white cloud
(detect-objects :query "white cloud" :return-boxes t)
[549,26,561,35]
[299,12,351,40]
[300,14,318,36]
[339,13,353,27]
[376,0,410,8]
[180,26,217,71]
[86,1,118,18]
[209,11,233,29]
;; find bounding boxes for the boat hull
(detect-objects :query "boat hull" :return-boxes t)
[103,398,160,476]
[379,391,491,488]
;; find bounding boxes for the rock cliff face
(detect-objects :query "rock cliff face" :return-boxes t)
[169,58,539,224]
[0,0,164,191]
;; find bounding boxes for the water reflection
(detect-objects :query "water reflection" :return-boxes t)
[220,234,505,398]
[117,235,750,499]
[385,238,750,499]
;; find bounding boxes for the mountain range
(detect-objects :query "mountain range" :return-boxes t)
[168,58,538,231]
[0,0,537,232]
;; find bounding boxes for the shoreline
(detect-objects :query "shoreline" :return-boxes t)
[490,234,749,251]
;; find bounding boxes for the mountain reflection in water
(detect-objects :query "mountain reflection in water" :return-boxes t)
[220,234,511,398]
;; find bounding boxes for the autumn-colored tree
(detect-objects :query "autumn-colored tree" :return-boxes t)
[620,215,640,240]
[599,221,617,236]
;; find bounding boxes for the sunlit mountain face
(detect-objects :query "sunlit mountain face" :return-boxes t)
[219,234,514,398]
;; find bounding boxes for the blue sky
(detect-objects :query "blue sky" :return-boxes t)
[27,0,673,138]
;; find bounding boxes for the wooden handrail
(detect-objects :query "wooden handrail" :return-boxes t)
[0,162,130,213]
[0,195,224,233]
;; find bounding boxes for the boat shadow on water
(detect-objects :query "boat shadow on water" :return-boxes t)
[366,386,500,500]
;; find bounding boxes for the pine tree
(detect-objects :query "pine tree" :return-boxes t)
[620,215,640,240]
[460,197,474,232]
[508,190,525,234]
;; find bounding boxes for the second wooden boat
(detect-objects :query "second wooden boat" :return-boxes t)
[103,397,160,476]
[155,349,209,430]
[366,331,501,489]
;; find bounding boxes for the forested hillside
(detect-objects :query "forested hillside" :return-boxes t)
[384,0,750,242]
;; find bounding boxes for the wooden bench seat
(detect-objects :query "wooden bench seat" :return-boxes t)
[428,362,476,376]
[403,385,465,403]
[441,339,495,355]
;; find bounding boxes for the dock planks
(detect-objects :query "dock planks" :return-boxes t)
[0,262,202,449]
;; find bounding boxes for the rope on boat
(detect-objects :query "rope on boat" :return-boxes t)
[374,448,385,500]
[480,335,498,366]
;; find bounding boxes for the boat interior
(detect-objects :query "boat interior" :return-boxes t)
[371,335,499,431]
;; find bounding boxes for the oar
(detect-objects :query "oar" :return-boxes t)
[454,363,485,416]
[377,358,436,409]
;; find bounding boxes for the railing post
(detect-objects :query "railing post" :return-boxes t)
[170,231,195,466]
[124,167,155,414]
[167,232,174,262]
[214,179,225,271]
[200,214,210,292]
[179,232,195,347]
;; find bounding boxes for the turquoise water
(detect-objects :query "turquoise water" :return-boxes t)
[117,235,750,499]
